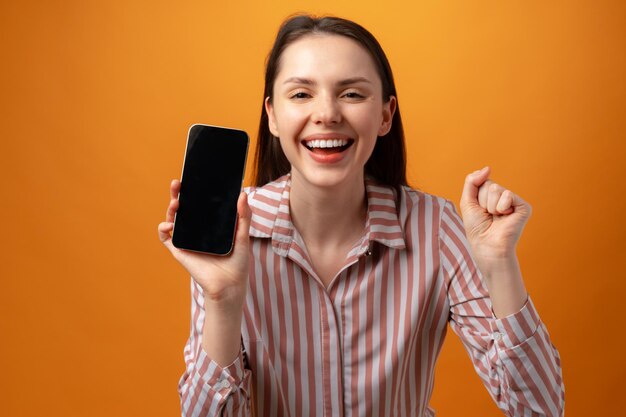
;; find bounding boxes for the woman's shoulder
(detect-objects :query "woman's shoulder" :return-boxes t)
[390,183,460,227]
[243,176,289,207]
[366,180,451,211]
[398,184,446,204]
[243,175,289,199]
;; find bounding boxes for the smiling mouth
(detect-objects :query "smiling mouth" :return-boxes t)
[302,138,354,154]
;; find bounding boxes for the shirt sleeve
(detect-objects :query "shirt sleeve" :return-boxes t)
[439,200,565,417]
[178,279,252,417]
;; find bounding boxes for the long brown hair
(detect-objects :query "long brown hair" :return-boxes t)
[254,15,407,188]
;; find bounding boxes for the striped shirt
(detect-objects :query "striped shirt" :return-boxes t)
[178,174,564,417]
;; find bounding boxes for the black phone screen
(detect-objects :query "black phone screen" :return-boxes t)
[172,124,249,255]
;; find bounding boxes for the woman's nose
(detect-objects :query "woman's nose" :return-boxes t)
[311,95,342,125]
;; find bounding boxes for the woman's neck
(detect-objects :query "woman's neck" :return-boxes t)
[288,172,367,251]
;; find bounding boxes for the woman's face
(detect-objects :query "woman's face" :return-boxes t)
[265,34,396,190]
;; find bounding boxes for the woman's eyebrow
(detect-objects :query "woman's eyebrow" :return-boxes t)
[283,77,315,85]
[282,76,372,86]
[337,77,371,86]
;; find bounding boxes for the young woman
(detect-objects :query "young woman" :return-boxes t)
[158,15,564,417]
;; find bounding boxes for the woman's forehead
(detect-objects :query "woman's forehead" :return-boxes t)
[276,34,379,82]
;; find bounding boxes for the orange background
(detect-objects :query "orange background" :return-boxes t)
[1,1,625,416]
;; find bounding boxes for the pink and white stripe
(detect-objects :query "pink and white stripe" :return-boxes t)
[178,174,564,416]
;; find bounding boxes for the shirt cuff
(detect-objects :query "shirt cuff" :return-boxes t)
[490,296,541,349]
[195,346,247,397]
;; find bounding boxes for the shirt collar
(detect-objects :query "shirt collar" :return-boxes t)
[248,173,406,257]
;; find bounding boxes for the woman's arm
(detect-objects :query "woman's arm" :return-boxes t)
[178,280,251,417]
[440,167,564,416]
[159,181,252,415]
[459,166,531,318]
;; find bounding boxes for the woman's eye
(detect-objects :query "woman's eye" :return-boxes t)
[290,92,310,99]
[343,91,365,99]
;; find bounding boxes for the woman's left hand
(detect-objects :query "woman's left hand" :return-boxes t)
[459,166,532,263]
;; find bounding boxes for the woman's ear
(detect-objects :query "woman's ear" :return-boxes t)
[378,95,397,136]
[265,97,279,137]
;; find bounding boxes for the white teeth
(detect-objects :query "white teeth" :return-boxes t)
[305,139,348,148]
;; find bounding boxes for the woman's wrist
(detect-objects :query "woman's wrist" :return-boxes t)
[203,285,247,312]
[475,254,528,318]
[198,273,248,303]
[475,253,520,280]
[202,288,246,367]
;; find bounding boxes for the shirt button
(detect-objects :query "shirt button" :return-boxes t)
[214,379,230,391]
[494,332,502,341]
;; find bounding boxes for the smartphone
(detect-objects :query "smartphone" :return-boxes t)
[172,124,249,255]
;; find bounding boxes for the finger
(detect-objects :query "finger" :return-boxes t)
[170,179,181,199]
[158,221,174,243]
[165,180,181,222]
[234,192,251,249]
[495,190,515,215]
[477,179,493,209]
[509,191,532,218]
[166,197,179,223]
[486,182,506,214]
[461,166,491,207]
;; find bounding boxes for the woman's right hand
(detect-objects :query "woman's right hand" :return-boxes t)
[157,179,251,304]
